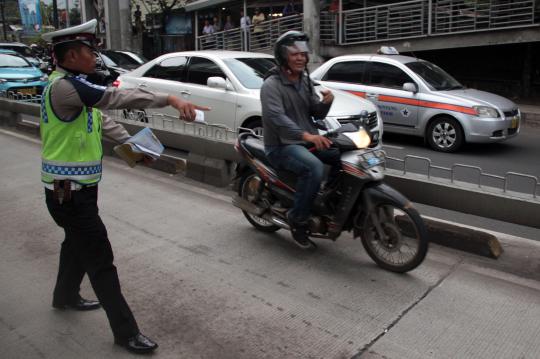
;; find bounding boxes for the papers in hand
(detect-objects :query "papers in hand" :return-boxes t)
[113,127,164,168]
[193,109,206,124]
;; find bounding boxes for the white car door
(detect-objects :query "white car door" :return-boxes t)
[181,56,238,130]
[132,55,190,128]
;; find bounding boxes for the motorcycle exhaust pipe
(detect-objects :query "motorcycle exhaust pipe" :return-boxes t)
[263,214,290,230]
[232,195,265,216]
[232,195,291,230]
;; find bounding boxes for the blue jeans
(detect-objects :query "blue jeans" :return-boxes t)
[266,145,341,223]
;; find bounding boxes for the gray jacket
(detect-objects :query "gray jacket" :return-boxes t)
[261,67,332,148]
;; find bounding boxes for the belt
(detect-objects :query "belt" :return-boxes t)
[44,180,97,204]
[44,181,97,191]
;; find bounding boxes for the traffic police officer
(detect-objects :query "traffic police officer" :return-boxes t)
[41,20,208,354]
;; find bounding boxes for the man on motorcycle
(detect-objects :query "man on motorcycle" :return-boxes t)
[261,31,341,249]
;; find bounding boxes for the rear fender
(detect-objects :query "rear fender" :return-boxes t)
[232,160,253,192]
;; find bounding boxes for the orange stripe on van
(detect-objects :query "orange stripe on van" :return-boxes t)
[348,91,366,98]
[347,91,477,116]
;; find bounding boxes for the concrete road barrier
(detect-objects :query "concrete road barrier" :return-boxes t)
[6,98,540,259]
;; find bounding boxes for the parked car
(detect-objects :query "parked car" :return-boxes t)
[0,42,47,72]
[310,47,520,152]
[0,49,48,96]
[115,50,382,145]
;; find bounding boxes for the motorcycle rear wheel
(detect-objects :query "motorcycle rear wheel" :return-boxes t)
[239,172,280,233]
[361,200,428,273]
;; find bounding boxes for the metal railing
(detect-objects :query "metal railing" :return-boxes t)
[198,27,245,51]
[319,0,537,45]
[0,90,43,104]
[114,108,540,200]
[433,0,537,35]
[320,12,338,42]
[112,109,238,143]
[342,0,427,44]
[384,153,540,199]
[197,14,303,52]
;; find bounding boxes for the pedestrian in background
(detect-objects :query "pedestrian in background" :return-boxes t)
[202,19,215,35]
[240,9,251,30]
[223,15,234,31]
[213,15,221,32]
[252,8,266,48]
[240,9,251,50]
[41,19,209,355]
[282,0,297,16]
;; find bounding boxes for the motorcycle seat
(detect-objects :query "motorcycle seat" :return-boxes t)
[244,137,272,167]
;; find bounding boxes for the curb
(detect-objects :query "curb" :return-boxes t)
[423,218,502,258]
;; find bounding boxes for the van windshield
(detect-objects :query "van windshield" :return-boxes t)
[405,61,464,91]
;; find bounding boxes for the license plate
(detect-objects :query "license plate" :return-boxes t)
[511,118,518,129]
[18,87,36,95]
[359,150,385,168]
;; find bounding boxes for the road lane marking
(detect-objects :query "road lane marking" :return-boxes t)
[382,144,404,150]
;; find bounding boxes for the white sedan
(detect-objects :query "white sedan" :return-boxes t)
[115,50,382,142]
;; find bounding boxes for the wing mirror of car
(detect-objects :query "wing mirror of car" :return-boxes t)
[403,82,418,93]
[207,76,229,90]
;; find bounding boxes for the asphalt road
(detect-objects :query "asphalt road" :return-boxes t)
[2,129,540,359]
[382,126,540,197]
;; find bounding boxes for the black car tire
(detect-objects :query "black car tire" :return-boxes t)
[242,118,264,137]
[426,116,464,152]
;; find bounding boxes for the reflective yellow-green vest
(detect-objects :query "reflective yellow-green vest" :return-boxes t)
[40,71,103,185]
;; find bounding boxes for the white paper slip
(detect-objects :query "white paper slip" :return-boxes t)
[194,109,206,124]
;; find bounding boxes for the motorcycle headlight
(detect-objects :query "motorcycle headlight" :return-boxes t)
[40,74,48,81]
[474,106,500,118]
[344,128,371,149]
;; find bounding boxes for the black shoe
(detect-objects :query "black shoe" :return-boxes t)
[115,333,158,354]
[53,297,101,311]
[287,212,313,249]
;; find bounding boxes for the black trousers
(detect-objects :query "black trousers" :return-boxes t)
[45,186,139,340]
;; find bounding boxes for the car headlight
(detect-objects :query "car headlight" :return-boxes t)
[40,74,48,81]
[474,106,500,118]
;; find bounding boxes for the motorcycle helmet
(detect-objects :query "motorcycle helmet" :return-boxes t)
[274,30,311,67]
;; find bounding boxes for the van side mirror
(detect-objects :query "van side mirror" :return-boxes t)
[207,76,228,90]
[403,82,418,93]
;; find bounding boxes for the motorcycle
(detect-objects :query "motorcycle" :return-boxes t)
[232,116,428,273]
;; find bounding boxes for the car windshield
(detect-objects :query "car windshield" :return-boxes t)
[222,57,275,89]
[405,61,464,91]
[1,45,33,57]
[120,51,147,65]
[103,51,143,67]
[100,53,117,67]
[0,54,32,68]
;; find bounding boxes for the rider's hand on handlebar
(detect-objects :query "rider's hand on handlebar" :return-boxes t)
[320,89,334,105]
[302,133,332,151]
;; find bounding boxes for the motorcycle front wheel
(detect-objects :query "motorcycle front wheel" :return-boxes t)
[360,199,428,273]
[239,172,280,233]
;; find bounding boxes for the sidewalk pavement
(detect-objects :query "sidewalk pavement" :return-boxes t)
[2,129,540,359]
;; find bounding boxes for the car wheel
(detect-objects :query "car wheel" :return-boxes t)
[242,119,264,136]
[123,109,148,123]
[426,116,464,152]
